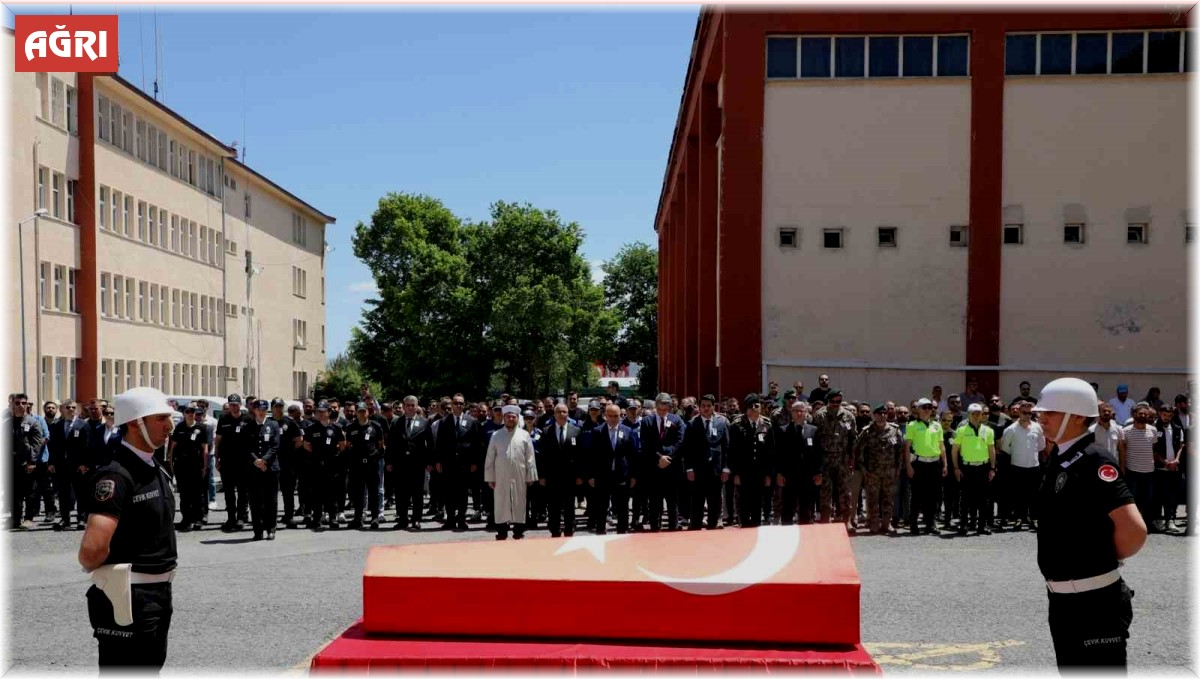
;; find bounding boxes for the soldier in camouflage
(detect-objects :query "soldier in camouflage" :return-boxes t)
[811,390,858,529]
[854,403,904,534]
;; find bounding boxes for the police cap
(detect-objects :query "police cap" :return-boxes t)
[271,397,285,408]
[873,403,888,414]
[316,401,330,411]
[252,399,269,410]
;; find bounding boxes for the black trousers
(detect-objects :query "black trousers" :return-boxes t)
[594,482,630,534]
[54,468,77,523]
[218,458,249,524]
[994,452,1012,523]
[676,473,691,523]
[248,468,279,534]
[647,467,680,531]
[36,463,57,515]
[174,455,206,525]
[349,458,384,521]
[87,582,172,671]
[1008,465,1041,524]
[910,461,941,528]
[9,460,36,523]
[630,474,648,527]
[790,478,821,525]
[297,462,319,520]
[689,469,723,529]
[738,478,767,528]
[279,462,299,521]
[941,467,960,523]
[723,477,738,524]
[1155,469,1181,521]
[546,480,576,536]
[319,465,345,521]
[443,467,470,524]
[959,464,992,528]
[1048,580,1133,670]
[395,464,425,526]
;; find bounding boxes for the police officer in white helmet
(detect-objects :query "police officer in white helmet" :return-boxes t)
[1033,377,1146,670]
[77,387,178,670]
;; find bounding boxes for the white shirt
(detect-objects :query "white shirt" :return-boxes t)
[1164,426,1177,462]
[1056,431,1090,457]
[1000,420,1045,468]
[120,440,156,467]
[1089,421,1125,463]
[1107,397,1134,426]
[1122,424,1158,474]
[1177,412,1190,430]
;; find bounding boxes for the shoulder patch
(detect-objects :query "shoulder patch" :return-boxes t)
[95,478,116,502]
[1098,464,1119,482]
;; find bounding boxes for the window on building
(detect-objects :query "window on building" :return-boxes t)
[100,273,109,316]
[149,285,158,324]
[215,234,223,267]
[294,319,307,348]
[101,359,110,400]
[244,192,252,219]
[122,110,133,154]
[123,195,132,237]
[1111,31,1145,74]
[66,86,76,134]
[137,201,147,241]
[1064,223,1085,244]
[1075,32,1108,74]
[158,130,168,172]
[148,126,159,167]
[159,210,168,247]
[190,293,198,329]
[937,35,969,76]
[139,361,148,387]
[171,289,180,327]
[53,265,65,311]
[1147,31,1181,73]
[902,36,934,76]
[98,186,107,229]
[864,36,898,77]
[1040,33,1072,74]
[35,73,48,119]
[135,119,147,161]
[40,356,52,401]
[54,357,64,401]
[36,166,47,211]
[200,227,209,263]
[170,215,179,252]
[200,296,209,332]
[50,77,64,128]
[68,268,77,312]
[1127,223,1148,244]
[108,102,121,146]
[1005,34,1037,75]
[66,179,76,224]
[97,95,110,141]
[148,206,158,246]
[124,278,134,320]
[822,228,844,249]
[109,190,119,231]
[767,37,798,78]
[188,149,197,185]
[1186,224,1195,244]
[322,325,325,353]
[800,37,832,78]
[292,213,308,247]
[113,360,124,395]
[51,172,62,218]
[835,36,865,77]
[169,139,176,177]
[39,262,49,309]
[159,286,167,323]
[950,225,969,247]
[112,275,125,317]
[1004,223,1024,245]
[181,292,190,329]
[777,227,798,248]
[150,362,158,390]
[877,227,898,247]
[1186,30,1195,72]
[137,281,147,321]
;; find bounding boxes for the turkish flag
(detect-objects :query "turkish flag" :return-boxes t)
[362,524,861,646]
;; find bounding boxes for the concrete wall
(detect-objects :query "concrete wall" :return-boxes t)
[760,80,971,401]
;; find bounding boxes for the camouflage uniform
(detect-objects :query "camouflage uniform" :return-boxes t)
[812,406,858,522]
[854,423,904,533]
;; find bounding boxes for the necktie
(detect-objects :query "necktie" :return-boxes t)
[559,426,565,446]
[408,418,414,435]
[659,417,664,439]
[611,428,617,448]
[706,419,711,437]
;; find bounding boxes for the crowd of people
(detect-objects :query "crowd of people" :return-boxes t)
[5,376,1191,540]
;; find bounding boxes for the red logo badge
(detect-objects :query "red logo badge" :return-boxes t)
[14,15,119,73]
[1098,465,1119,482]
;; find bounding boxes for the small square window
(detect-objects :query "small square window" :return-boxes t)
[950,225,969,247]
[1127,223,1148,244]
[1003,223,1024,245]
[1064,223,1085,244]
[877,227,897,247]
[778,227,798,248]
[822,228,844,249]
[1185,224,1194,244]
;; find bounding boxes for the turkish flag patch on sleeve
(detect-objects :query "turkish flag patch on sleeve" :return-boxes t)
[1098,465,1119,482]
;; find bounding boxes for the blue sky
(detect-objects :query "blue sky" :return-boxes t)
[6,5,696,357]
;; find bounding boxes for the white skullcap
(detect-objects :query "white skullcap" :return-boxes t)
[502,405,521,416]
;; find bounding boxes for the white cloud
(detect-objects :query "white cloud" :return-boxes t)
[591,260,606,285]
[348,281,379,295]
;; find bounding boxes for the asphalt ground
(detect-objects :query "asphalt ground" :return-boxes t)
[4,497,1192,674]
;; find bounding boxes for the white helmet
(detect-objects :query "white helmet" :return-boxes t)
[114,387,174,426]
[1033,378,1099,418]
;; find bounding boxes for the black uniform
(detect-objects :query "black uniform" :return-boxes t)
[435,413,483,528]
[305,420,346,527]
[51,416,91,527]
[1038,434,1137,669]
[772,420,821,525]
[731,416,775,528]
[538,420,582,537]
[244,417,281,538]
[214,412,253,528]
[273,415,304,526]
[84,443,177,669]
[386,414,431,529]
[296,417,317,524]
[169,420,209,529]
[9,414,44,526]
[684,414,732,530]
[344,418,387,526]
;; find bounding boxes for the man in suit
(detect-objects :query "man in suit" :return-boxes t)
[387,395,432,531]
[538,403,583,537]
[48,400,89,530]
[731,394,776,528]
[435,393,482,531]
[773,400,823,525]
[588,404,637,534]
[639,392,686,532]
[684,394,730,530]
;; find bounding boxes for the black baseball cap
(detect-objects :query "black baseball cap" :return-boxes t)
[316,401,330,411]
[227,394,243,404]
[271,397,285,407]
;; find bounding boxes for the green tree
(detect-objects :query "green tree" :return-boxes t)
[601,242,658,397]
[312,351,381,402]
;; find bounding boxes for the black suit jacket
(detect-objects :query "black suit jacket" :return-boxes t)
[773,421,821,481]
[590,423,636,485]
[683,414,730,476]
[639,412,686,474]
[436,413,483,470]
[387,415,431,469]
[730,416,775,481]
[537,421,583,483]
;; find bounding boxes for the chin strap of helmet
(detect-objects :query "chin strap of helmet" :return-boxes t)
[1055,414,1072,443]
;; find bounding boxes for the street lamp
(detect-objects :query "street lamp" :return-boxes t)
[17,208,48,394]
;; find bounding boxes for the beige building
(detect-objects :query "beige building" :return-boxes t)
[655,10,1190,404]
[6,29,333,406]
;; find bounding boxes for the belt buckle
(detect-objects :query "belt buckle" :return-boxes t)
[362,458,368,465]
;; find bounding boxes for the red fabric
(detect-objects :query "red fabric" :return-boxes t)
[311,623,881,673]
[363,524,861,646]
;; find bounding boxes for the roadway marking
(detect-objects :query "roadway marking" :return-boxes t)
[864,640,1025,671]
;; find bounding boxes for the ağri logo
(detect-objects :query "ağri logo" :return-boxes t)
[15,15,119,73]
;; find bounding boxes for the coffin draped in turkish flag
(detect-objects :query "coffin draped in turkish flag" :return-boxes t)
[363,523,860,646]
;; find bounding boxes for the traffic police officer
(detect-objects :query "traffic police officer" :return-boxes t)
[168,404,209,531]
[952,403,997,535]
[904,398,946,534]
[1034,377,1146,669]
[78,387,177,670]
[345,402,387,529]
[245,399,281,540]
[303,401,347,530]
[214,394,252,531]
